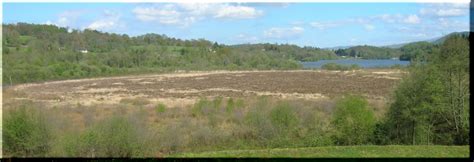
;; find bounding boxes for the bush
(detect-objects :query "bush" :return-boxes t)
[63,116,145,157]
[155,103,166,114]
[270,102,299,132]
[191,98,210,117]
[3,106,52,157]
[157,120,188,154]
[191,97,226,127]
[244,103,276,144]
[226,98,235,113]
[331,95,376,145]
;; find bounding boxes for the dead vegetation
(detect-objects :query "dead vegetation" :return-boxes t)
[7,69,403,108]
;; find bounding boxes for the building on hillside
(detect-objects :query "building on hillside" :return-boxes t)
[78,49,88,53]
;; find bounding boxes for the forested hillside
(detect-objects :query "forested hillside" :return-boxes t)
[399,41,439,61]
[3,23,339,84]
[230,44,339,61]
[430,31,470,45]
[334,45,402,59]
[2,23,468,84]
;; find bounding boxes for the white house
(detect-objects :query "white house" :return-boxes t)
[79,49,88,53]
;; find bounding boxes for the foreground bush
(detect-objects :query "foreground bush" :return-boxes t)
[3,106,52,157]
[62,116,145,157]
[332,95,376,145]
[2,97,357,157]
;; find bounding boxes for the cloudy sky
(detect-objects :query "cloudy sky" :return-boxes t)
[3,3,470,48]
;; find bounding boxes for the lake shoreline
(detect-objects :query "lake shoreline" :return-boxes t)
[301,59,410,69]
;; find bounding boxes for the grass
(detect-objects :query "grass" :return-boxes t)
[169,145,469,158]
[119,98,150,106]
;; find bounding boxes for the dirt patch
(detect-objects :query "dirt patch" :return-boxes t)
[7,69,403,108]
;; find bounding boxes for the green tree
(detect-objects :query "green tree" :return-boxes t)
[3,106,52,157]
[382,35,469,145]
[331,95,376,145]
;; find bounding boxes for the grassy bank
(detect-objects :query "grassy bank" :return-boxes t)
[170,145,469,158]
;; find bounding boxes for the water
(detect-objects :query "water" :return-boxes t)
[301,59,410,69]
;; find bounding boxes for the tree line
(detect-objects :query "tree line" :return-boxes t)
[3,23,340,84]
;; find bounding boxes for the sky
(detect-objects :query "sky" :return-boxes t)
[2,3,470,48]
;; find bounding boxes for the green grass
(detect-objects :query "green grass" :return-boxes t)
[169,145,469,158]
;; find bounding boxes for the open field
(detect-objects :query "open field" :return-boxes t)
[4,69,430,157]
[6,69,405,108]
[170,145,470,158]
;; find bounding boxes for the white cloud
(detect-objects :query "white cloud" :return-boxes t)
[132,5,185,25]
[376,14,398,23]
[403,15,420,24]
[419,3,469,17]
[364,24,375,31]
[349,38,358,45]
[245,3,290,8]
[310,21,341,30]
[290,21,305,26]
[87,20,117,30]
[264,26,304,39]
[388,16,468,42]
[132,3,263,27]
[310,18,373,31]
[45,10,83,28]
[85,10,124,31]
[214,4,263,19]
[235,33,259,43]
[347,18,370,24]
[372,14,420,24]
[435,9,465,16]
[437,18,468,29]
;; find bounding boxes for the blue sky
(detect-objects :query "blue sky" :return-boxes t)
[3,3,470,48]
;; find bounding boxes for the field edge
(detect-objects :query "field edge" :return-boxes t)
[168,145,470,158]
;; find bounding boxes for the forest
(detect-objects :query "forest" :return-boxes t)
[3,23,459,84]
[2,23,338,84]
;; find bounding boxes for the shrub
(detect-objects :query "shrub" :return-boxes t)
[155,103,166,114]
[189,125,219,148]
[226,98,235,113]
[64,116,144,157]
[191,98,210,117]
[331,95,376,145]
[269,102,299,132]
[244,104,276,144]
[157,120,188,154]
[212,96,223,110]
[3,106,52,157]
[235,98,245,108]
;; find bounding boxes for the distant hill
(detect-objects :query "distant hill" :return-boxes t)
[382,31,470,49]
[334,45,402,59]
[382,42,409,49]
[323,45,353,51]
[430,31,469,44]
[397,31,470,61]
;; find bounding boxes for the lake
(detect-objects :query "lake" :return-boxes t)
[301,59,410,69]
